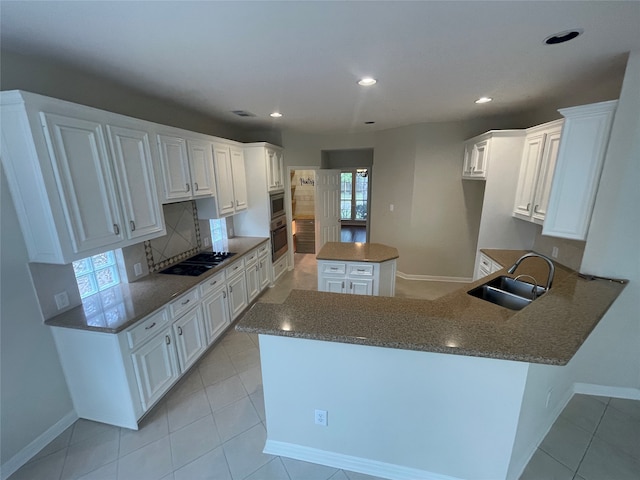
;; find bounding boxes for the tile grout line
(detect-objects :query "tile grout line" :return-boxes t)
[570,398,611,480]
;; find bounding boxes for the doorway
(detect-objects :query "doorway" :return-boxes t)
[340,168,368,242]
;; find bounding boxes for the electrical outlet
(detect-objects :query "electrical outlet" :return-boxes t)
[203,237,211,247]
[54,291,69,310]
[314,409,328,426]
[389,204,394,212]
[133,263,143,276]
[551,246,559,259]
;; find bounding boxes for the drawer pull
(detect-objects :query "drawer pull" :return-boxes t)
[144,322,156,330]
[194,182,199,191]
[357,268,365,272]
[181,299,190,306]
[330,267,338,271]
[113,224,120,235]
[210,280,217,286]
[165,335,171,345]
[177,326,183,336]
[223,291,227,299]
[130,220,136,232]
[186,183,190,192]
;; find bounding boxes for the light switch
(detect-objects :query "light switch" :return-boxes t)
[134,263,143,276]
[54,291,69,310]
[390,204,394,212]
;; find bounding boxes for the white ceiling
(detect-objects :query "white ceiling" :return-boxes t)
[1,1,639,134]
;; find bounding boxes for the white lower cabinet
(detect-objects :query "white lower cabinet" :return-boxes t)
[131,327,179,411]
[258,253,271,291]
[317,260,396,297]
[227,271,248,320]
[172,307,207,372]
[474,252,503,280]
[201,287,230,345]
[272,254,288,284]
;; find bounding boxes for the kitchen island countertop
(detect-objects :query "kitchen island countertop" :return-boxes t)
[237,249,626,365]
[316,241,399,263]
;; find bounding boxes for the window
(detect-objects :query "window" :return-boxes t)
[340,169,368,221]
[209,218,228,252]
[72,250,121,299]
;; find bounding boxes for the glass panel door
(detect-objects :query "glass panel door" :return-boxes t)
[340,169,368,221]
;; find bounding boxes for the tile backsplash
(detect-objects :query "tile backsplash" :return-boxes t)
[145,201,202,272]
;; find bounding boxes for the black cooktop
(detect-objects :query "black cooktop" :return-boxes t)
[159,251,236,277]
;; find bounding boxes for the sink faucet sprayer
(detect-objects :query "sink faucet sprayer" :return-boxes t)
[507,253,555,291]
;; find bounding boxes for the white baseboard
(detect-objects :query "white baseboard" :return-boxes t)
[573,383,640,400]
[264,439,464,480]
[396,272,472,283]
[1,410,77,480]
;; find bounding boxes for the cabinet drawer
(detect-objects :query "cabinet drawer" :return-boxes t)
[244,248,259,267]
[225,258,245,278]
[126,307,170,349]
[169,288,200,319]
[320,262,346,275]
[199,270,226,297]
[348,264,374,276]
[257,242,270,258]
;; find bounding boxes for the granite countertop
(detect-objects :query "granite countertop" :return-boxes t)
[45,237,269,334]
[316,242,399,263]
[237,249,626,365]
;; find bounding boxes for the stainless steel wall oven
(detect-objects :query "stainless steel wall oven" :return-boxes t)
[270,215,288,261]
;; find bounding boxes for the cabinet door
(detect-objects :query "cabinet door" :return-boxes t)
[158,135,191,202]
[173,308,207,372]
[227,272,248,320]
[349,278,374,296]
[230,147,248,212]
[246,262,261,302]
[201,288,230,345]
[320,277,346,294]
[462,143,474,176]
[187,139,216,197]
[212,145,236,216]
[266,148,284,192]
[258,256,271,291]
[131,330,179,410]
[531,129,562,224]
[107,125,164,240]
[513,133,544,219]
[41,113,124,253]
[470,140,489,178]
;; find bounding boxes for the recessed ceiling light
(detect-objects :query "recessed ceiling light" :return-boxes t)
[270,112,283,118]
[544,29,583,45]
[475,97,493,104]
[358,77,377,86]
[364,121,376,125]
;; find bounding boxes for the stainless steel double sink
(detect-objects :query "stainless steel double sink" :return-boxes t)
[468,276,547,310]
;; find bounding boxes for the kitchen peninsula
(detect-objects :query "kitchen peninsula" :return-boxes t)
[316,242,398,296]
[237,250,626,480]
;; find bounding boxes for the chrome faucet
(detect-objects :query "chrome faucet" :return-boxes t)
[507,253,555,291]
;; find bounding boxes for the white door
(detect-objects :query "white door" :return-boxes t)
[349,278,374,296]
[131,329,179,410]
[532,129,562,223]
[201,288,230,345]
[230,147,248,212]
[227,272,248,320]
[212,145,235,215]
[258,256,271,291]
[107,125,164,239]
[173,308,207,372]
[314,169,341,252]
[513,133,544,219]
[158,135,191,202]
[187,139,216,197]
[41,113,124,253]
[321,277,345,294]
[246,262,261,302]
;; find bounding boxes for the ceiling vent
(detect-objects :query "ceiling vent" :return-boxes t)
[231,110,257,117]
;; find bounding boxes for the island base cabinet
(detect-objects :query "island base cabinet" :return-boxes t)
[317,259,396,297]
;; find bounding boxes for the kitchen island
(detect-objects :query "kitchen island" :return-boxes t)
[236,250,626,480]
[316,242,398,296]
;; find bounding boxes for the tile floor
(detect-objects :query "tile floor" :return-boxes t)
[9,254,639,480]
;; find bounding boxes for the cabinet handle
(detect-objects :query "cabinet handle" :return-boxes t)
[113,224,120,235]
[533,204,540,214]
[223,291,227,298]
[210,280,217,286]
[229,286,233,293]
[471,166,476,172]
[186,183,190,192]
[130,220,136,232]
[235,200,239,206]
[350,282,353,290]
[357,268,365,272]
[342,281,345,289]
[256,265,259,272]
[177,326,183,336]
[194,182,199,191]
[330,267,338,271]
[165,335,171,345]
[526,203,531,212]
[144,322,156,330]
[181,299,190,306]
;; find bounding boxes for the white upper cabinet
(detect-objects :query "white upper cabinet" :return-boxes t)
[0,91,167,263]
[157,135,216,203]
[543,100,617,240]
[266,147,285,191]
[513,120,563,224]
[462,137,490,179]
[106,125,164,240]
[41,113,125,253]
[202,143,248,217]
